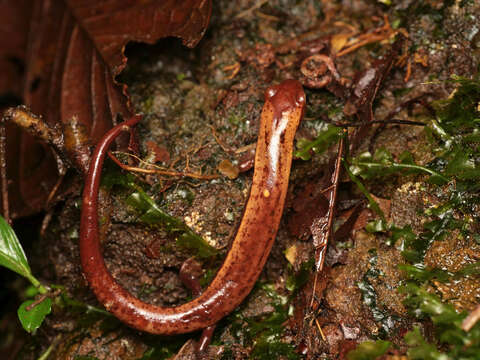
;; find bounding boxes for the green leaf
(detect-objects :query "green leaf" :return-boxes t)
[24,285,40,298]
[176,233,218,259]
[349,148,448,183]
[18,297,52,333]
[285,260,313,293]
[398,150,415,165]
[294,125,342,160]
[103,170,218,259]
[456,261,480,277]
[0,215,32,279]
[398,264,452,282]
[0,215,46,293]
[444,147,480,180]
[125,186,217,258]
[365,219,387,233]
[433,75,480,135]
[343,161,386,222]
[399,284,464,326]
[250,340,299,360]
[399,261,480,283]
[405,328,451,360]
[387,224,416,246]
[347,340,391,360]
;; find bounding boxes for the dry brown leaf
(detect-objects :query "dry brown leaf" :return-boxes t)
[1,0,212,217]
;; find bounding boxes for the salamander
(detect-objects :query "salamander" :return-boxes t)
[79,79,306,334]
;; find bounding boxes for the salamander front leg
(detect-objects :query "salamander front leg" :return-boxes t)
[179,258,218,358]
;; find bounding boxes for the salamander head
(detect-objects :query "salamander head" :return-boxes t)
[265,79,305,114]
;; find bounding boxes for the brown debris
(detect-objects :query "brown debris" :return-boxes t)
[217,159,240,179]
[300,54,340,89]
[336,16,401,58]
[146,141,171,164]
[240,43,276,69]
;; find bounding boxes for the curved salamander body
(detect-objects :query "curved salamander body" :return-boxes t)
[79,79,306,334]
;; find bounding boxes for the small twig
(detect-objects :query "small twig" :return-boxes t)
[370,119,426,126]
[235,0,268,18]
[337,34,390,57]
[315,318,326,341]
[235,142,256,154]
[310,133,345,308]
[2,107,69,171]
[109,151,220,180]
[46,173,66,206]
[462,304,480,332]
[336,16,400,58]
[0,123,10,224]
[40,172,67,238]
[332,21,357,33]
[40,211,54,238]
[332,119,426,128]
[37,334,63,360]
[26,295,48,311]
[256,11,280,22]
[315,134,345,271]
[25,289,60,311]
[368,95,433,153]
[209,125,234,154]
[404,58,412,82]
[223,62,241,80]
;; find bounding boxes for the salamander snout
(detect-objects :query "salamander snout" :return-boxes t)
[265,80,305,114]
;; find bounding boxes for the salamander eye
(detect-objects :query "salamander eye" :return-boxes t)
[296,94,305,105]
[266,87,277,99]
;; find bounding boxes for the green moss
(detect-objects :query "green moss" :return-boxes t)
[347,340,391,360]
[250,341,299,360]
[140,334,191,360]
[358,249,399,338]
[222,283,298,360]
[404,328,450,360]
[102,170,218,259]
[399,285,480,359]
[399,261,480,283]
[285,260,314,294]
[351,74,480,357]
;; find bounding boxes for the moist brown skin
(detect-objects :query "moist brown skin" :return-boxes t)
[79,80,306,335]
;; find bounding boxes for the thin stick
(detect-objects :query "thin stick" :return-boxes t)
[235,0,268,18]
[315,134,345,271]
[333,119,426,127]
[108,151,220,180]
[315,318,326,341]
[310,133,345,308]
[462,304,480,332]
[0,123,10,224]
